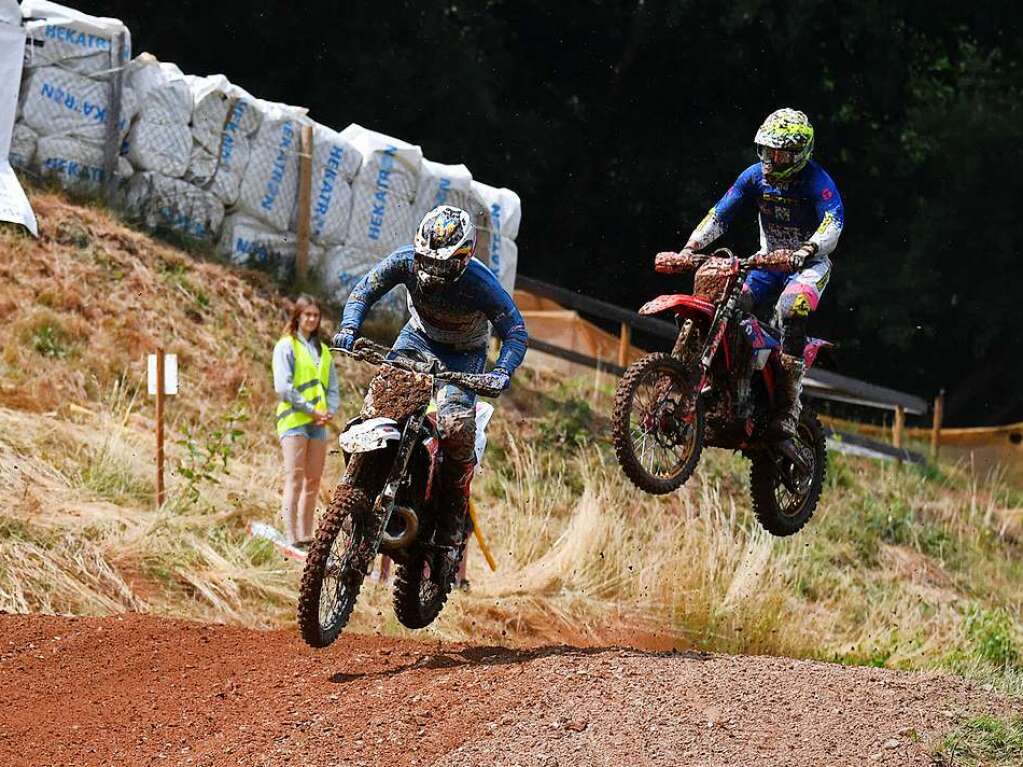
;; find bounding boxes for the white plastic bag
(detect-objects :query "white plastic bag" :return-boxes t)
[414,158,473,220]
[22,1,131,80]
[303,122,361,246]
[9,123,38,169]
[235,102,306,230]
[123,171,224,240]
[20,66,136,144]
[37,134,132,189]
[340,123,421,256]
[471,180,522,291]
[184,74,261,205]
[124,55,192,177]
[219,212,323,281]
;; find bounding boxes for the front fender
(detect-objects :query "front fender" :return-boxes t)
[639,294,715,320]
[339,416,402,454]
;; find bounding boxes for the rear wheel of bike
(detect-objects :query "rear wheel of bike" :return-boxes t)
[749,408,827,536]
[297,484,372,647]
[612,353,704,495]
[392,542,463,629]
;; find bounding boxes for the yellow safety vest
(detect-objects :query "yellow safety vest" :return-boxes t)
[275,335,332,437]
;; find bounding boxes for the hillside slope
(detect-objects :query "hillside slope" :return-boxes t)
[0,191,1022,690]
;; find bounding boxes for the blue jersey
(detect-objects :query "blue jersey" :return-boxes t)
[341,248,529,374]
[688,160,845,257]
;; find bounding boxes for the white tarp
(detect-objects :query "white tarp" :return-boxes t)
[21,0,130,79]
[185,74,261,205]
[124,54,192,178]
[340,123,421,256]
[303,122,361,246]
[20,66,137,145]
[0,2,37,234]
[123,170,224,240]
[219,213,323,282]
[9,123,38,169]
[415,159,473,220]
[236,101,307,231]
[37,134,132,189]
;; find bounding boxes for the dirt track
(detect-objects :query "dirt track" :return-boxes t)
[0,614,1007,766]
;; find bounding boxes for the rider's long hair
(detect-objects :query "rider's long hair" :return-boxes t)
[284,294,323,345]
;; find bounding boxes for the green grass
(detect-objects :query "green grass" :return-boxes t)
[935,714,1023,766]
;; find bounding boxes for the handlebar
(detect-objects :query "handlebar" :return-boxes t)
[654,248,798,275]
[329,338,506,398]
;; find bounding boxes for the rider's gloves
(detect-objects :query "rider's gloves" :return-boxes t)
[790,242,818,271]
[332,328,356,352]
[483,367,511,394]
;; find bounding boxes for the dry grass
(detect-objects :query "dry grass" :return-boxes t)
[1,193,1022,693]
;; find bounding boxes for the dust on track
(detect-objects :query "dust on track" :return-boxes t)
[0,614,1008,767]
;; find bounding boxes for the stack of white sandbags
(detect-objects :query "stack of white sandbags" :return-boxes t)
[185,75,261,206]
[18,1,136,190]
[470,181,521,295]
[124,54,191,178]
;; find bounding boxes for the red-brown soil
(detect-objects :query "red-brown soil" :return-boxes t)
[0,613,1007,766]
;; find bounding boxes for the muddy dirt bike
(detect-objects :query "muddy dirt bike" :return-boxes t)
[297,338,504,648]
[611,247,830,536]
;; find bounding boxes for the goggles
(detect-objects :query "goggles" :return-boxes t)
[757,145,797,166]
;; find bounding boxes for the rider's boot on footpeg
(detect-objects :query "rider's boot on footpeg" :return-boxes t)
[769,352,805,441]
[435,457,474,578]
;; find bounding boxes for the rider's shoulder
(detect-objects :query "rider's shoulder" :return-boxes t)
[738,162,764,184]
[462,257,500,287]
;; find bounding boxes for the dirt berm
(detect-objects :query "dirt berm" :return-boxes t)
[0,614,1008,766]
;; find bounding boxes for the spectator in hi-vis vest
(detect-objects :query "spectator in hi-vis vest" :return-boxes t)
[272,295,340,548]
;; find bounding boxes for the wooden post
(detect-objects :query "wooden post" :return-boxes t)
[295,124,314,282]
[617,322,631,368]
[930,390,945,460]
[893,405,905,465]
[155,347,166,508]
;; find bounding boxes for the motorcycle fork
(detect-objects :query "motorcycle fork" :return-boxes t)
[356,409,428,573]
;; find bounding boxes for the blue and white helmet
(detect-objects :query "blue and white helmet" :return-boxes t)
[413,205,476,292]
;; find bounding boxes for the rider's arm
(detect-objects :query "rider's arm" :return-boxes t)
[339,249,412,333]
[683,164,758,251]
[272,338,318,416]
[806,169,845,258]
[471,265,528,374]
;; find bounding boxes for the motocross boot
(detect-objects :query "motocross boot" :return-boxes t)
[434,457,474,578]
[768,353,805,441]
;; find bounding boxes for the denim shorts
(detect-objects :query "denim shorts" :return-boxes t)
[279,422,328,441]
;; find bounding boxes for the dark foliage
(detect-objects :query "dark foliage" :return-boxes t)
[76,0,1023,424]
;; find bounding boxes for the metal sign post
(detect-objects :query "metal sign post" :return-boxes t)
[147,350,178,508]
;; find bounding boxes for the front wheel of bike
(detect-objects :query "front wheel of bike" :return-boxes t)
[749,408,827,536]
[612,353,704,495]
[297,484,372,647]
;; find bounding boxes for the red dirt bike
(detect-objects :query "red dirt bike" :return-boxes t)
[297,339,502,648]
[611,248,830,536]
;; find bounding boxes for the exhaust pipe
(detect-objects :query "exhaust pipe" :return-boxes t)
[380,505,419,551]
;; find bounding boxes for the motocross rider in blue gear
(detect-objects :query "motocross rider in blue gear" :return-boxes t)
[677,108,845,439]
[334,205,528,564]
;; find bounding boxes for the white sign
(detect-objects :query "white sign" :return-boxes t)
[147,353,178,395]
[0,7,38,235]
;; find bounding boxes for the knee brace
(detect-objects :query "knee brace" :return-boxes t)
[438,410,477,464]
